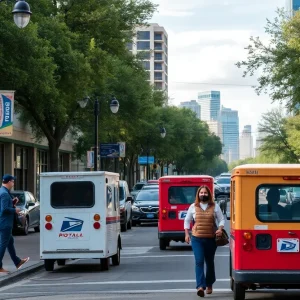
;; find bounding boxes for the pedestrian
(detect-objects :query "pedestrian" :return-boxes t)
[0,174,30,274]
[184,185,225,297]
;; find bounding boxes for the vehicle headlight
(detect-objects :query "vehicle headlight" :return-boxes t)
[132,205,140,212]
[120,205,125,211]
[18,210,26,216]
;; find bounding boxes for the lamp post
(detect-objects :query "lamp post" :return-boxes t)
[78,96,120,171]
[145,126,166,181]
[0,0,32,28]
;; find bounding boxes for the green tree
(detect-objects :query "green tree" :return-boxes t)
[257,107,299,162]
[0,0,157,171]
[236,9,300,113]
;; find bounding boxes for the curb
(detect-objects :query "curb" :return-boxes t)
[0,262,44,288]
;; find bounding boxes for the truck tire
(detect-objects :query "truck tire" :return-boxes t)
[57,259,66,266]
[233,282,245,300]
[112,244,121,266]
[44,259,55,271]
[159,238,169,250]
[100,258,110,271]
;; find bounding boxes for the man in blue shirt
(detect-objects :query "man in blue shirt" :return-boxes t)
[0,174,29,273]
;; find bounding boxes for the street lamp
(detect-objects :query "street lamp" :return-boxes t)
[78,96,120,171]
[12,0,32,28]
[145,126,166,181]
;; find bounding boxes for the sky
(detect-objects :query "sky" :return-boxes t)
[150,0,287,143]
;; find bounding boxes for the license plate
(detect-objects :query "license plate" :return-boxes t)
[146,213,154,219]
[277,238,299,252]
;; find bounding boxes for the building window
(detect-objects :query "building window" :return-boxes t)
[142,61,150,70]
[154,63,163,71]
[137,41,150,50]
[14,146,28,190]
[164,35,168,44]
[165,55,168,64]
[138,51,150,60]
[154,43,162,50]
[137,31,150,40]
[155,82,163,90]
[154,53,162,60]
[154,33,162,40]
[154,72,163,81]
[36,150,48,199]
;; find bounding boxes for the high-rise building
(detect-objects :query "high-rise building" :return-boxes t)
[178,100,201,119]
[206,120,223,142]
[255,131,267,157]
[127,23,168,95]
[219,106,239,163]
[197,91,220,121]
[239,125,254,159]
[286,0,300,16]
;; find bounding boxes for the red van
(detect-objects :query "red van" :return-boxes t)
[158,175,214,250]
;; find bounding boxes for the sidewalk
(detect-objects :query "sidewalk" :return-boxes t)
[0,229,43,283]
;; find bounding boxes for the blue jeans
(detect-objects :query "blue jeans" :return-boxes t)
[0,228,21,268]
[191,235,217,289]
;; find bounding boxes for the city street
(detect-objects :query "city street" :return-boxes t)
[0,223,300,299]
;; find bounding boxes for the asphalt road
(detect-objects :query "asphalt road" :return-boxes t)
[1,222,300,300]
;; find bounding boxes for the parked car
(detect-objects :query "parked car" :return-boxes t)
[147,180,159,185]
[216,176,230,194]
[131,181,147,199]
[11,190,40,235]
[132,189,159,226]
[119,180,133,232]
[141,184,159,191]
[287,187,300,205]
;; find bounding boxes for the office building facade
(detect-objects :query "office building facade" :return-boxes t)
[239,125,254,159]
[178,100,201,119]
[197,91,220,121]
[128,23,168,95]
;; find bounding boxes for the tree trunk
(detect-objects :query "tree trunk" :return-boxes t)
[48,139,61,172]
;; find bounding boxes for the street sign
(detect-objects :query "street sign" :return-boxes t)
[87,151,94,168]
[118,142,126,157]
[138,156,154,164]
[100,143,120,157]
[0,90,14,136]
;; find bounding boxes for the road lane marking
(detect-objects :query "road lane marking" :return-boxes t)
[0,279,30,292]
[22,279,230,287]
[0,289,233,296]
[121,254,229,258]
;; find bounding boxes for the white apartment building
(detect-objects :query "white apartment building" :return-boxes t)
[239,125,254,159]
[206,120,223,142]
[128,23,168,95]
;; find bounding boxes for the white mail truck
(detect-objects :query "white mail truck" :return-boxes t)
[39,171,121,271]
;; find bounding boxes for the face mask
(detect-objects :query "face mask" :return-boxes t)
[199,195,209,202]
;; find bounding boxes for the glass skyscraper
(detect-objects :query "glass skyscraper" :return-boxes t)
[219,106,239,163]
[197,91,220,121]
[286,0,300,16]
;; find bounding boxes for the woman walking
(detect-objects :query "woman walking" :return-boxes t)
[184,185,225,297]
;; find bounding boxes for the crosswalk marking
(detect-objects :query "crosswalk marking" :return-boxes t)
[121,246,153,255]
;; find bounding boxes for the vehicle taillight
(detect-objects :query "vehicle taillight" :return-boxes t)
[93,222,101,229]
[94,214,101,221]
[45,215,52,222]
[283,176,300,180]
[162,209,167,220]
[242,231,253,251]
[45,222,52,230]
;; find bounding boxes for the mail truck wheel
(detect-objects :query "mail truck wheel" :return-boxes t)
[159,238,169,250]
[112,244,121,266]
[233,282,245,300]
[57,259,66,266]
[100,258,109,271]
[44,259,55,271]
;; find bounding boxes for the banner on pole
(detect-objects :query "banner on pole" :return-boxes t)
[0,91,14,136]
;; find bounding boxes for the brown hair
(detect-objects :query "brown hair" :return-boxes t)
[194,185,214,207]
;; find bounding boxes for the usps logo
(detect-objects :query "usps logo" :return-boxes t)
[178,211,187,220]
[277,238,299,252]
[59,217,84,239]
